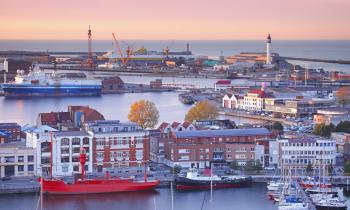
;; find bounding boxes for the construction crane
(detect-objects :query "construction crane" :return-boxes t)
[112,33,132,66]
[87,25,93,68]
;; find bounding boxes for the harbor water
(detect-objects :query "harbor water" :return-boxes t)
[0,183,277,210]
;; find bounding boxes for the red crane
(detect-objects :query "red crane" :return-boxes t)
[112,33,132,66]
[87,25,93,67]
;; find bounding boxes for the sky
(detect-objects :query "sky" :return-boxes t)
[0,0,349,40]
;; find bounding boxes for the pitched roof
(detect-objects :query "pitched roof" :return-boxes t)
[69,106,105,122]
[248,89,273,98]
[171,122,181,129]
[158,122,170,131]
[182,122,192,129]
[216,80,231,85]
[40,113,57,123]
[174,128,270,138]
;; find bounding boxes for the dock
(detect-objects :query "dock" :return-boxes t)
[219,110,298,126]
[281,56,350,65]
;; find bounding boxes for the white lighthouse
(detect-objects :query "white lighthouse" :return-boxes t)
[266,34,272,65]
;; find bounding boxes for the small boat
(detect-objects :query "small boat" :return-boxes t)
[267,180,284,191]
[174,169,252,190]
[278,195,308,210]
[178,93,195,105]
[300,177,332,189]
[315,198,347,210]
[306,187,338,195]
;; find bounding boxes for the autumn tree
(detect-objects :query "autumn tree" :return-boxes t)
[128,100,159,129]
[336,87,350,107]
[185,100,219,122]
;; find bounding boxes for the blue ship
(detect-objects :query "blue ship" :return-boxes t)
[1,67,102,97]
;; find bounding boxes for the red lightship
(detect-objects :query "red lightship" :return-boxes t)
[39,147,159,195]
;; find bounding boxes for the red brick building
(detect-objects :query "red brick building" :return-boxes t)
[0,123,21,142]
[163,128,270,168]
[84,120,149,172]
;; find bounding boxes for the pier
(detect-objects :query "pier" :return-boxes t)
[281,56,350,65]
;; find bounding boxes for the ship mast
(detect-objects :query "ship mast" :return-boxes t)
[79,147,87,180]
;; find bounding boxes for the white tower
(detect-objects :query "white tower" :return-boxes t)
[266,34,272,65]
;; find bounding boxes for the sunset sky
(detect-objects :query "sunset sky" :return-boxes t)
[0,0,349,40]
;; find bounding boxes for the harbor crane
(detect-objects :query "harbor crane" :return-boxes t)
[112,33,133,66]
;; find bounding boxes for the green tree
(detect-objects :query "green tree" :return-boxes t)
[313,123,334,137]
[229,160,240,170]
[170,165,182,174]
[306,162,313,174]
[344,161,350,175]
[128,100,159,129]
[185,100,219,122]
[272,122,284,131]
[254,160,263,172]
[336,121,350,133]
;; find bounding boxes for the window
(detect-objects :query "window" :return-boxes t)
[18,165,24,172]
[41,157,50,164]
[114,127,119,132]
[61,147,70,154]
[62,165,68,173]
[81,137,89,145]
[5,156,15,163]
[73,147,80,154]
[61,157,69,163]
[18,156,24,162]
[72,156,79,162]
[72,138,80,145]
[28,155,34,162]
[41,142,51,153]
[73,165,79,172]
[61,138,70,146]
[28,165,34,171]
[96,152,104,159]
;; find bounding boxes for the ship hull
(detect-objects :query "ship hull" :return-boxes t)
[1,84,102,97]
[175,176,252,190]
[40,178,160,195]
[315,205,347,210]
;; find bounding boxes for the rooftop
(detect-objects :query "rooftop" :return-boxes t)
[174,128,269,138]
[56,131,89,137]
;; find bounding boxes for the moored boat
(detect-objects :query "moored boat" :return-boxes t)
[39,148,160,195]
[174,169,252,190]
[1,66,102,97]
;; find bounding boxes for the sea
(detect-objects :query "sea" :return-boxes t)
[0,40,350,72]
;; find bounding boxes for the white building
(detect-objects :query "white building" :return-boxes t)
[222,94,242,109]
[0,142,35,178]
[241,89,272,111]
[26,126,93,176]
[279,138,336,170]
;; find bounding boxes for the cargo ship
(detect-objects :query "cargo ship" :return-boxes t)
[1,66,102,97]
[39,148,160,195]
[175,169,252,190]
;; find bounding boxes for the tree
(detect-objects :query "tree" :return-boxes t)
[306,162,313,174]
[229,160,240,170]
[170,165,182,174]
[313,123,334,137]
[344,161,350,175]
[336,87,350,107]
[128,100,159,129]
[272,122,284,131]
[335,121,350,133]
[254,160,263,172]
[185,100,219,122]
